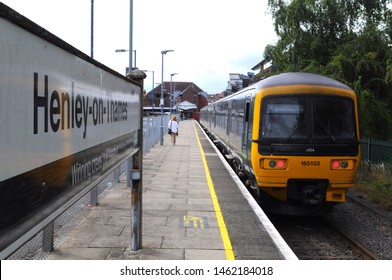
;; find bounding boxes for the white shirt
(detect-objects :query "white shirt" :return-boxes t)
[168,120,179,133]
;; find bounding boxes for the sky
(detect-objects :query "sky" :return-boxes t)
[2,0,277,94]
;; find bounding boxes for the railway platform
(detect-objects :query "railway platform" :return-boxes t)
[46,119,296,260]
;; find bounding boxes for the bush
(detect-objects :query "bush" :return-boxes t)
[356,161,392,211]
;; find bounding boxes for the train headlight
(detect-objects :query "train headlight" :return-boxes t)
[341,161,349,168]
[332,160,341,169]
[269,160,277,168]
[277,160,285,168]
[331,160,353,170]
[266,159,286,169]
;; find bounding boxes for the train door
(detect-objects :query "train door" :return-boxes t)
[226,100,232,139]
[213,105,216,128]
[242,95,251,153]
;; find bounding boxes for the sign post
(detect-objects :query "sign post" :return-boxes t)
[128,69,146,251]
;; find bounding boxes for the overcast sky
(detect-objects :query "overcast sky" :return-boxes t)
[2,0,277,93]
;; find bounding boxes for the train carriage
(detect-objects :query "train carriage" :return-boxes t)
[200,72,360,215]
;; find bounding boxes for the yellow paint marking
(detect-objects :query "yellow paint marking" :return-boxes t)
[193,121,235,260]
[183,216,206,228]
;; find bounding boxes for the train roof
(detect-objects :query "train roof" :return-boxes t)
[256,72,353,91]
[204,73,354,109]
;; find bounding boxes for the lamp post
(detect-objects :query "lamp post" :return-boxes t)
[173,84,177,115]
[91,0,94,58]
[115,49,137,74]
[170,73,178,116]
[142,70,155,115]
[129,0,133,75]
[160,50,174,145]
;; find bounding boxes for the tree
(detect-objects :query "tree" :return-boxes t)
[265,0,392,139]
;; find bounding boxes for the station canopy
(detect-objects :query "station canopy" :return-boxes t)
[176,101,197,111]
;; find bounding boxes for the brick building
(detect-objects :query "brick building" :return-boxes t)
[143,81,208,120]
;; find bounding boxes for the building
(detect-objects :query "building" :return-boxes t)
[222,72,256,96]
[252,58,274,78]
[206,92,225,103]
[143,81,208,120]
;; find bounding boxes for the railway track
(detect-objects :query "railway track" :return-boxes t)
[245,181,390,259]
[266,190,392,260]
[346,192,392,224]
[267,214,378,260]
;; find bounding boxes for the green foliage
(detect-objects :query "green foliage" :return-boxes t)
[357,162,392,211]
[265,0,392,139]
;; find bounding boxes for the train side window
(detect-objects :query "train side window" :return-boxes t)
[245,102,250,123]
[242,99,251,149]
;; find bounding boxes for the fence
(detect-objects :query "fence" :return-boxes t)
[360,138,392,165]
[143,115,172,154]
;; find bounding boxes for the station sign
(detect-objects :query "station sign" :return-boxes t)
[0,3,141,249]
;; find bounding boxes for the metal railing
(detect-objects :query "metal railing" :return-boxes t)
[3,115,172,259]
[143,115,171,154]
[361,138,392,164]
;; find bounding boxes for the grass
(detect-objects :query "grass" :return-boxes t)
[355,161,392,211]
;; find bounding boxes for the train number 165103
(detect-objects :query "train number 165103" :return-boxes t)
[301,161,320,166]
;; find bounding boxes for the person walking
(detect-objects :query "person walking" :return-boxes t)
[168,115,179,145]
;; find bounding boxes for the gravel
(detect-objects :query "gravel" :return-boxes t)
[325,191,392,259]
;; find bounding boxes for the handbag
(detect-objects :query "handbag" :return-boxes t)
[168,120,172,135]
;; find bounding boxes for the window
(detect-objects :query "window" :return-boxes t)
[261,97,307,139]
[312,97,355,140]
[260,94,356,143]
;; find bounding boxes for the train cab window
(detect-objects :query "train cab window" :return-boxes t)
[261,97,307,140]
[260,95,357,144]
[312,96,356,141]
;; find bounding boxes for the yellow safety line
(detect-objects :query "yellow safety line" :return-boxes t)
[193,121,235,260]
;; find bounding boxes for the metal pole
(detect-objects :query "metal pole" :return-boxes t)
[152,71,154,114]
[90,0,94,58]
[143,70,155,115]
[174,84,177,115]
[128,70,146,251]
[170,75,173,116]
[160,52,164,145]
[134,50,137,69]
[129,0,133,74]
[126,158,131,188]
[131,157,142,250]
[160,50,173,145]
[169,73,178,116]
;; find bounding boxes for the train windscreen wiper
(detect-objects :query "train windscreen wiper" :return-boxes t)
[315,118,336,143]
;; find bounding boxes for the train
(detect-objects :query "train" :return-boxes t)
[199,72,361,215]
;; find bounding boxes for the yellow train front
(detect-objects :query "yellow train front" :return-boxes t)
[200,72,361,215]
